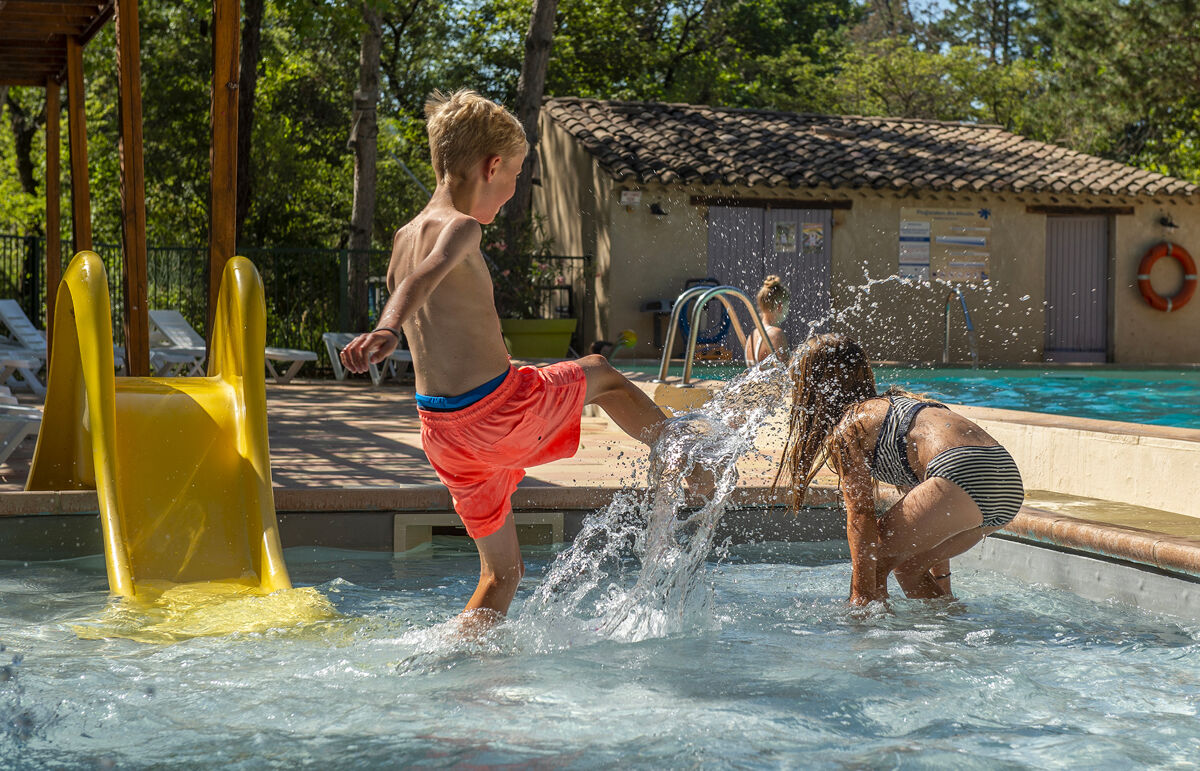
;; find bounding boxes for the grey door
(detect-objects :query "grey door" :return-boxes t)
[707,205,832,354]
[1045,215,1109,362]
[763,208,833,342]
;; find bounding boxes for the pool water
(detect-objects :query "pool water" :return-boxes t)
[877,368,1200,430]
[646,363,1200,429]
[3,540,1200,769]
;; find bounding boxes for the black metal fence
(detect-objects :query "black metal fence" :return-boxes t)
[0,234,593,370]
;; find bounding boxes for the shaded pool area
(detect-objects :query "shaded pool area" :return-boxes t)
[3,541,1200,767]
[639,363,1200,429]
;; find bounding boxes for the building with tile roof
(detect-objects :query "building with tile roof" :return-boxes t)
[533,97,1200,364]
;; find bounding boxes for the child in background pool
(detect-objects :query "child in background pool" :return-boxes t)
[745,275,789,365]
[776,334,1024,604]
[339,89,668,628]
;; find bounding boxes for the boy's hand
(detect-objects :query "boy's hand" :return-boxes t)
[340,330,399,373]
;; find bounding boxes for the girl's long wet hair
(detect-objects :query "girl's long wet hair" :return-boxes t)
[774,333,878,507]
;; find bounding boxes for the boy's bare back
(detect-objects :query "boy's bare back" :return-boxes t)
[388,204,511,397]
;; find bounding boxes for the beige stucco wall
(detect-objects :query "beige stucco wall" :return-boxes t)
[533,117,604,345]
[603,186,708,357]
[827,193,1045,363]
[1112,201,1200,362]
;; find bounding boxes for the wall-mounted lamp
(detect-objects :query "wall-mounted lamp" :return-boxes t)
[1160,214,1179,229]
[649,202,668,217]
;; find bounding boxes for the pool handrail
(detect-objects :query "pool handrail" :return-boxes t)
[654,285,719,382]
[655,285,776,385]
[943,286,980,368]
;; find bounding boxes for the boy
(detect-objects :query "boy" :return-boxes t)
[340,89,668,626]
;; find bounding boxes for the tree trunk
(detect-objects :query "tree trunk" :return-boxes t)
[346,2,383,332]
[235,0,266,245]
[503,0,557,247]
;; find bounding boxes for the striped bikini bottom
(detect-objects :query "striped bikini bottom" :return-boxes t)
[924,444,1025,528]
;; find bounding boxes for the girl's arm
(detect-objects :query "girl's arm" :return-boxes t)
[835,433,883,605]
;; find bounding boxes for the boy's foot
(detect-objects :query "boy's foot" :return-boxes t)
[683,464,719,501]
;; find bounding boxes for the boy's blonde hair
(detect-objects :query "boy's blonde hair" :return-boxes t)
[424,89,527,181]
[757,275,790,313]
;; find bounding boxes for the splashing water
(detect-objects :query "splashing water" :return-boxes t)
[519,360,791,645]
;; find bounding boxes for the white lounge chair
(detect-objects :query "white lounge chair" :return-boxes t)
[0,299,50,395]
[114,345,208,377]
[323,332,413,386]
[264,346,319,385]
[0,404,40,467]
[149,309,318,384]
[147,309,208,375]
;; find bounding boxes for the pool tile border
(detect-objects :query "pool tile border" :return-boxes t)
[5,486,1200,582]
[1008,506,1200,579]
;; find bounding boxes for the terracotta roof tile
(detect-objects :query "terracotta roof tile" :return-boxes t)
[544,98,1198,198]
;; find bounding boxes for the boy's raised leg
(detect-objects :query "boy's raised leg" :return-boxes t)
[577,354,666,446]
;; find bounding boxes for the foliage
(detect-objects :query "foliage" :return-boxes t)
[818,39,1042,127]
[2,0,1198,259]
[1027,0,1200,179]
[484,215,562,319]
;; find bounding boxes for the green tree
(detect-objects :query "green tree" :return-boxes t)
[1032,0,1200,180]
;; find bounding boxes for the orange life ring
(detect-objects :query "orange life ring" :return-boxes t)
[1137,242,1196,312]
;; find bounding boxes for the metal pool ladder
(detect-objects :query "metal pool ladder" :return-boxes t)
[944,286,980,368]
[654,285,777,385]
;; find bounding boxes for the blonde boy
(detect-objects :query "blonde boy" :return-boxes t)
[340,90,667,625]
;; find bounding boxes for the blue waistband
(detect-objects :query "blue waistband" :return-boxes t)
[415,369,509,412]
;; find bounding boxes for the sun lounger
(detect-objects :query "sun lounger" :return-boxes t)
[323,332,413,386]
[0,404,40,467]
[0,300,49,395]
[150,309,318,382]
[147,310,209,375]
[265,346,319,384]
[0,353,45,396]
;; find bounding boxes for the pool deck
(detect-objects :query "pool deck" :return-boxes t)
[2,369,1199,579]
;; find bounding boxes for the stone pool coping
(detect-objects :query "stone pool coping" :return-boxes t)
[3,483,1199,582]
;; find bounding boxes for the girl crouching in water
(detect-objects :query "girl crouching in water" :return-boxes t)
[777,334,1024,604]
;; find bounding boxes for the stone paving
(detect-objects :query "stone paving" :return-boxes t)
[0,375,795,494]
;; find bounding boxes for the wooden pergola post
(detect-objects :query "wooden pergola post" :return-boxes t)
[208,0,240,348]
[45,75,61,356]
[114,0,149,376]
[65,36,92,254]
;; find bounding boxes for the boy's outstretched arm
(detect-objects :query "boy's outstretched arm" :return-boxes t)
[340,217,481,373]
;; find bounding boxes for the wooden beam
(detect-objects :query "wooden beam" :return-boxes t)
[0,29,71,41]
[114,0,149,376]
[689,195,854,210]
[0,75,47,86]
[1025,205,1135,216]
[78,0,116,45]
[4,3,104,18]
[45,75,61,360]
[65,36,91,252]
[208,0,239,347]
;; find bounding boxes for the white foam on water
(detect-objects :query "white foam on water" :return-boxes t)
[517,359,791,646]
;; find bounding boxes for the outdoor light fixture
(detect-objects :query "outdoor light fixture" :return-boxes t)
[1159,214,1179,229]
[649,203,668,216]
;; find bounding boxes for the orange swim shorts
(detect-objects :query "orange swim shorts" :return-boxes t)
[418,361,587,539]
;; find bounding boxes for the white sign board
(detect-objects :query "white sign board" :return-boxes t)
[899,207,992,282]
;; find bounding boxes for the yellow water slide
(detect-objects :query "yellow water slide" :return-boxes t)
[27,251,291,598]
